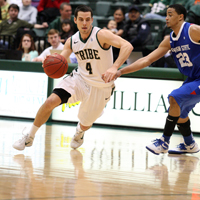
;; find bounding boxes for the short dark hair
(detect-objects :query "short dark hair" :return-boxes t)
[8,4,19,12]
[168,4,187,20]
[74,5,93,18]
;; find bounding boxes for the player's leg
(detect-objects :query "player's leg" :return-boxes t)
[70,122,92,149]
[70,84,115,149]
[168,79,200,154]
[146,96,180,155]
[13,89,71,150]
[168,117,200,154]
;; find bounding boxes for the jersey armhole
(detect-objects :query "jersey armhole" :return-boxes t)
[70,36,73,51]
[96,29,111,51]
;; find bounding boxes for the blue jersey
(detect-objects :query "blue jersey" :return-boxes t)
[170,22,200,79]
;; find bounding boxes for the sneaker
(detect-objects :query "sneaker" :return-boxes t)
[146,137,169,155]
[13,134,34,151]
[168,141,200,154]
[70,128,85,149]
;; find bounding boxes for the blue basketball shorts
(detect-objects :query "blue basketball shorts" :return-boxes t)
[168,77,200,118]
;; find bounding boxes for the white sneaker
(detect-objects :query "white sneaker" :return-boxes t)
[13,134,34,151]
[146,137,169,155]
[168,141,200,154]
[70,128,85,149]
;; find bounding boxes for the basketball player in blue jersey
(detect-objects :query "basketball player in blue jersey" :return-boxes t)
[104,4,200,155]
[12,5,133,150]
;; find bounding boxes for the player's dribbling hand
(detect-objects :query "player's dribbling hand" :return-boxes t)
[102,67,117,83]
[102,68,122,83]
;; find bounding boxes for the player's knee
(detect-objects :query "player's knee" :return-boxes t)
[44,94,61,110]
[169,96,179,107]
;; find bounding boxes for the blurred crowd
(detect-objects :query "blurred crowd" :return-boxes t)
[0,0,199,66]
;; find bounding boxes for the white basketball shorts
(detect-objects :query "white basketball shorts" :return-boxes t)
[54,69,115,126]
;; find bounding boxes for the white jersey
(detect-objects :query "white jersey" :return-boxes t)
[71,26,114,87]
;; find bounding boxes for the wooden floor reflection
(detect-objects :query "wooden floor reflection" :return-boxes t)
[0,119,200,200]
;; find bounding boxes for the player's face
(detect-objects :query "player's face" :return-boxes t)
[8,8,19,20]
[48,33,60,48]
[22,36,31,49]
[166,8,183,29]
[74,11,93,37]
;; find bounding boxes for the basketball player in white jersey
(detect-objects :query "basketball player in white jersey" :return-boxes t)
[13,5,133,150]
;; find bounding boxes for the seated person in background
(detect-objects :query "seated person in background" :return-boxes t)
[143,0,170,20]
[33,29,63,62]
[33,29,77,63]
[45,3,77,37]
[105,20,118,34]
[112,7,125,37]
[0,4,48,49]
[18,0,37,24]
[37,0,69,24]
[111,7,126,62]
[122,5,152,64]
[17,33,38,61]
[0,0,9,23]
[60,19,74,44]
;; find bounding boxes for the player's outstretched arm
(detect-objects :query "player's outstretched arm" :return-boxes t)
[99,29,133,83]
[61,37,73,60]
[114,36,171,80]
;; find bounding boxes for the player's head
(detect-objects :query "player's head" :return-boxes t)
[47,29,61,48]
[74,5,93,36]
[74,5,93,18]
[166,4,186,29]
[168,4,187,20]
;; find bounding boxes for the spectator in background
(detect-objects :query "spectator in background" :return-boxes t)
[0,0,9,23]
[143,0,170,20]
[33,28,77,63]
[37,0,70,24]
[33,29,63,62]
[106,20,118,34]
[0,4,48,49]
[60,19,73,44]
[18,0,37,24]
[111,7,125,61]
[17,33,38,61]
[122,5,152,64]
[113,7,125,37]
[45,3,77,37]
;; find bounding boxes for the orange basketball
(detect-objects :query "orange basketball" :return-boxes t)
[43,54,68,78]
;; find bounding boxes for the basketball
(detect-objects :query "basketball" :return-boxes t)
[43,54,68,78]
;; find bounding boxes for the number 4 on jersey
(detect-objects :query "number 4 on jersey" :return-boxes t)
[86,62,93,74]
